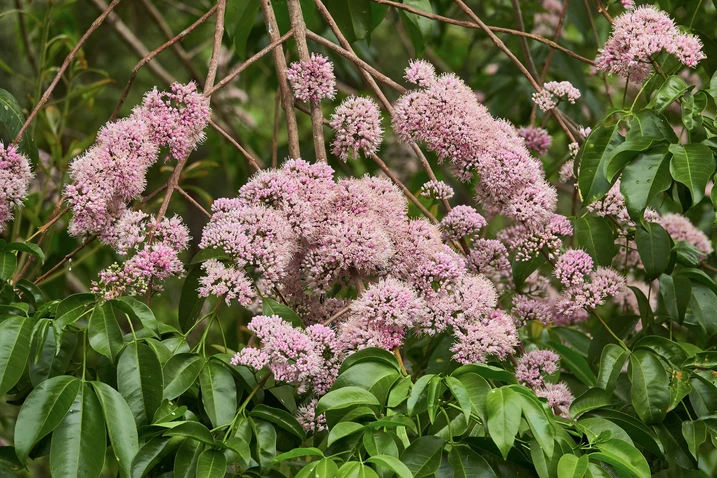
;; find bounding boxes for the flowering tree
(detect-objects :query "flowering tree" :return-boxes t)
[1,0,717,476]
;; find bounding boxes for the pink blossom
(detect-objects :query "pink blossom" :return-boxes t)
[518,127,552,156]
[559,160,575,182]
[440,205,487,241]
[451,310,519,364]
[498,214,573,260]
[296,399,326,434]
[330,96,383,161]
[554,249,594,286]
[0,143,32,231]
[198,259,254,305]
[512,295,553,325]
[404,59,436,86]
[659,213,713,257]
[596,5,705,82]
[420,180,454,200]
[537,382,573,418]
[516,349,560,389]
[532,81,581,112]
[287,53,336,102]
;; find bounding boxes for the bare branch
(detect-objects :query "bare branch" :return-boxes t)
[209,119,262,172]
[204,0,227,92]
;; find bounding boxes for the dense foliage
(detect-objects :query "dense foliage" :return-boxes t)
[2,0,717,477]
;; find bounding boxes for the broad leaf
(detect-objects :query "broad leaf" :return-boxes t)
[628,349,670,424]
[669,143,715,207]
[573,216,615,267]
[578,122,624,204]
[635,222,672,280]
[199,360,237,428]
[91,381,138,478]
[88,302,123,364]
[163,353,204,400]
[118,341,164,426]
[486,387,522,459]
[0,315,33,396]
[620,145,671,221]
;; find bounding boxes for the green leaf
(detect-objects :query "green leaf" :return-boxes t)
[317,386,380,414]
[199,360,237,428]
[398,0,433,55]
[605,137,667,181]
[91,381,138,477]
[163,421,215,445]
[590,409,664,458]
[6,242,44,264]
[690,283,717,337]
[251,417,277,473]
[366,455,414,478]
[669,143,715,207]
[453,372,490,423]
[659,274,691,323]
[519,392,555,458]
[578,122,624,204]
[557,454,588,478]
[49,383,106,478]
[592,438,650,478]
[14,375,81,463]
[620,145,671,221]
[0,252,16,281]
[249,404,306,440]
[163,353,204,400]
[573,216,615,267]
[328,422,365,446]
[633,335,687,366]
[628,349,670,424]
[635,222,672,280]
[196,448,226,478]
[549,341,597,386]
[339,347,400,374]
[648,75,691,112]
[627,109,678,143]
[178,265,205,333]
[0,88,38,161]
[445,376,472,423]
[338,462,379,478]
[173,439,203,478]
[54,293,94,329]
[262,297,304,329]
[333,359,401,406]
[226,0,261,58]
[118,341,164,426]
[109,297,160,337]
[190,248,230,264]
[512,254,546,289]
[15,279,45,307]
[399,435,445,478]
[326,0,372,42]
[682,420,706,459]
[486,387,522,459]
[577,417,633,445]
[0,315,33,396]
[447,444,496,478]
[274,447,325,463]
[29,326,77,386]
[596,344,629,393]
[88,302,123,365]
[130,437,180,478]
[569,388,614,419]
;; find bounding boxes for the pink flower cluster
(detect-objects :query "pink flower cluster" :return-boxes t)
[515,349,560,389]
[393,61,570,259]
[450,311,519,364]
[518,127,552,156]
[554,249,594,286]
[532,81,581,112]
[231,315,342,395]
[659,213,713,258]
[595,5,705,83]
[286,53,336,102]
[92,215,190,299]
[204,159,518,370]
[440,205,486,241]
[66,82,210,241]
[329,96,383,161]
[420,180,454,200]
[537,382,574,418]
[0,144,33,232]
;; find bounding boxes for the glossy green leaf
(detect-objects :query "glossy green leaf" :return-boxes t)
[627,109,678,142]
[569,388,614,419]
[605,137,667,181]
[573,216,615,267]
[196,448,226,478]
[14,375,81,463]
[274,447,325,463]
[317,386,380,414]
[118,341,163,426]
[577,417,633,444]
[590,409,664,458]
[49,384,106,478]
[519,392,555,458]
[88,302,123,365]
[0,88,38,161]
[549,341,597,386]
[454,372,490,423]
[326,0,372,42]
[199,360,237,428]
[486,387,522,459]
[190,248,230,264]
[578,122,624,204]
[328,422,365,446]
[226,0,261,58]
[54,293,94,329]
[163,421,215,445]
[445,376,472,423]
[252,417,277,472]
[635,222,672,280]
[91,381,138,477]
[669,143,715,207]
[178,265,205,333]
[29,326,77,386]
[682,420,706,459]
[399,435,445,478]
[398,0,433,55]
[595,344,629,393]
[452,363,518,383]
[15,279,45,307]
[0,315,33,396]
[557,454,588,478]
[592,438,650,478]
[338,462,379,478]
[339,347,400,373]
[6,242,44,264]
[249,404,306,440]
[130,437,180,478]
[690,283,717,337]
[0,251,16,281]
[648,75,691,112]
[366,454,414,478]
[628,349,670,424]
[109,297,160,337]
[173,439,203,478]
[634,335,687,366]
[659,274,691,323]
[162,353,204,400]
[261,297,304,329]
[447,444,496,478]
[620,145,671,221]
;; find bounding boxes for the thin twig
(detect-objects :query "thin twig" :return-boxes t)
[272,90,280,168]
[177,187,212,218]
[111,5,218,120]
[13,0,123,146]
[34,237,96,285]
[204,0,226,92]
[510,0,539,81]
[260,0,301,158]
[323,304,351,325]
[287,0,327,162]
[209,119,262,172]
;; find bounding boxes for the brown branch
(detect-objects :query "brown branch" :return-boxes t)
[176,187,212,218]
[260,0,301,159]
[369,0,595,65]
[287,0,328,162]
[204,0,227,92]
[272,90,280,168]
[13,0,123,146]
[595,0,614,23]
[206,29,295,96]
[209,119,262,172]
[139,0,204,84]
[34,237,97,285]
[111,5,218,120]
[305,31,406,93]
[510,0,539,81]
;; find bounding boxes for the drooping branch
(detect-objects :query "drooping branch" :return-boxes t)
[204,0,227,92]
[260,0,301,159]
[13,0,123,146]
